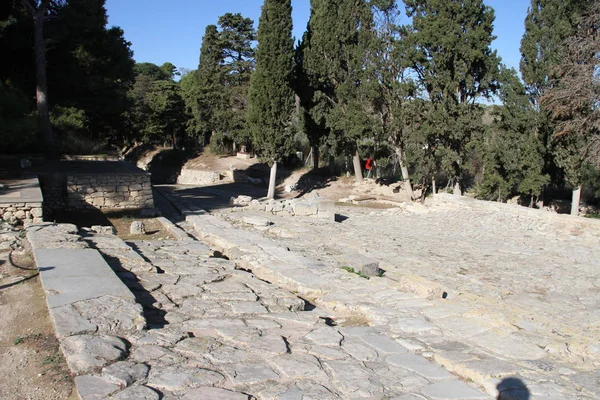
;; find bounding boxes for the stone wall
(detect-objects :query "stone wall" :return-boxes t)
[0,202,43,224]
[67,173,153,210]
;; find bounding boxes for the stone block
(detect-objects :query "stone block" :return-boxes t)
[75,375,120,400]
[130,221,145,235]
[91,225,117,235]
[292,201,319,216]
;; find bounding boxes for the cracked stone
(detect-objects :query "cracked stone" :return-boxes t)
[61,335,128,374]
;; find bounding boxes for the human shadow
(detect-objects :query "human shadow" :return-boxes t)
[497,377,530,400]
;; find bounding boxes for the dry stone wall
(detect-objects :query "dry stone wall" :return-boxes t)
[67,173,153,210]
[0,202,43,224]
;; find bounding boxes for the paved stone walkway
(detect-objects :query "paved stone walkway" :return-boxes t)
[26,185,599,399]
[158,186,599,399]
[80,224,491,399]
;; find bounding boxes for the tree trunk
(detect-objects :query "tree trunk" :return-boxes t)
[352,150,363,183]
[329,155,335,175]
[267,161,277,200]
[394,146,414,200]
[432,177,436,200]
[571,185,581,216]
[453,181,462,196]
[30,1,58,159]
[312,145,319,171]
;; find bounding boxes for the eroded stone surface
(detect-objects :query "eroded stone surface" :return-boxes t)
[61,335,128,374]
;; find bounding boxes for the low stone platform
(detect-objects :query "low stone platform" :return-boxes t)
[0,175,44,224]
[27,223,145,398]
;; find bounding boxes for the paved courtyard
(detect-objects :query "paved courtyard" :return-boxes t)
[23,183,600,399]
[159,185,600,398]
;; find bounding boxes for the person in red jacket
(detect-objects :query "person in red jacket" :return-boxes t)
[365,157,374,178]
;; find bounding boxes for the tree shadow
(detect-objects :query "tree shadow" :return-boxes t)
[99,251,168,330]
[497,377,530,400]
[145,148,197,184]
[293,169,337,198]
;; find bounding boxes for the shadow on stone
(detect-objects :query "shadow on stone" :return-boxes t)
[101,252,168,330]
[335,214,349,223]
[497,377,530,400]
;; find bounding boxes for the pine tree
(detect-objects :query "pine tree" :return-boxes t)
[216,13,256,151]
[404,0,501,195]
[248,0,296,199]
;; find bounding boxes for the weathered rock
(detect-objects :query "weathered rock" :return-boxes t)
[61,335,129,374]
[75,375,120,400]
[102,361,150,387]
[146,365,225,392]
[110,385,160,400]
[181,387,250,400]
[222,363,280,385]
[421,380,488,399]
[91,225,117,235]
[241,215,273,227]
[130,221,145,235]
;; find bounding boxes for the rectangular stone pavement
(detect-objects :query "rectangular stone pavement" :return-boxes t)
[34,248,135,309]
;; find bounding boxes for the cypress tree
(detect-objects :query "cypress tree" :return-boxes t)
[298,0,375,181]
[247,0,296,199]
[404,0,501,195]
[520,0,587,213]
[184,25,224,144]
[538,0,599,215]
[520,0,585,100]
[476,67,549,205]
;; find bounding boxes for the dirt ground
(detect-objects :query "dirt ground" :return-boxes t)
[52,208,175,241]
[0,237,77,400]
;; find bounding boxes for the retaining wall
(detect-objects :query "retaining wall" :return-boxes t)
[66,173,153,210]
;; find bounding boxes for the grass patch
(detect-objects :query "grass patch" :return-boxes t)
[584,213,600,219]
[42,351,62,366]
[14,333,42,345]
[340,266,370,280]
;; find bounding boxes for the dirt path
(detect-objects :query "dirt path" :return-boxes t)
[0,236,76,400]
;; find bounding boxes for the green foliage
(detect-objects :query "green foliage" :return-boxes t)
[248,0,296,163]
[180,14,256,152]
[1,0,134,151]
[340,266,370,280]
[0,81,37,153]
[50,106,107,154]
[297,0,376,159]
[46,0,135,145]
[520,0,588,188]
[127,66,188,149]
[520,0,585,99]
[181,25,223,141]
[475,67,549,202]
[403,0,500,190]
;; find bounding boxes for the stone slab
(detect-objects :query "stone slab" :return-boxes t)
[421,380,488,399]
[34,248,135,309]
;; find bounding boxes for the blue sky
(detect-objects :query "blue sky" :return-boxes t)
[105,0,530,74]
